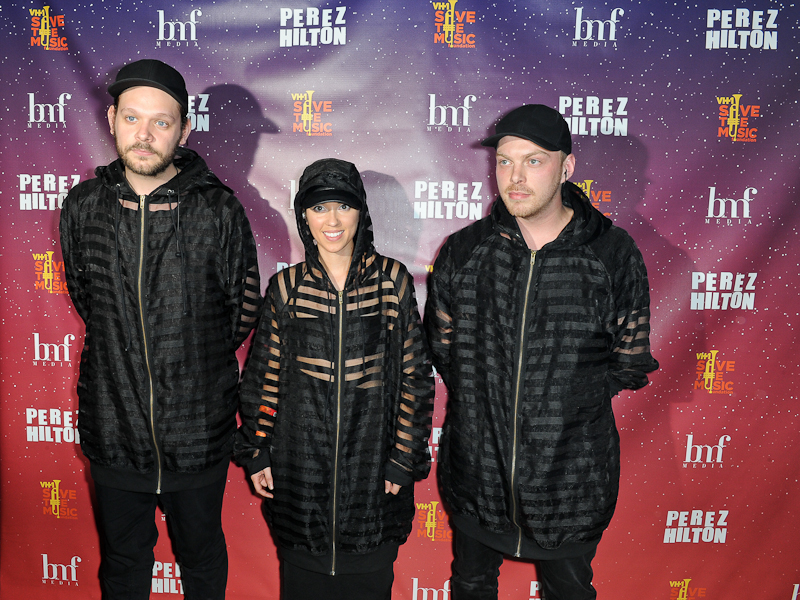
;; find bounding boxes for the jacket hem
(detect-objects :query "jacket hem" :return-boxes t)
[280,543,399,575]
[452,514,600,560]
[90,457,230,494]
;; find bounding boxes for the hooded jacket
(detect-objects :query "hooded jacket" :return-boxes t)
[235,158,434,575]
[425,182,658,553]
[60,147,260,494]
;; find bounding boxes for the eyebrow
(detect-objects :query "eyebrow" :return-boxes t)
[496,149,550,161]
[119,108,177,121]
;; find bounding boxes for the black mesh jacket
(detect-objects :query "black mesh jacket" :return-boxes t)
[425,183,658,552]
[235,159,434,575]
[60,148,261,493]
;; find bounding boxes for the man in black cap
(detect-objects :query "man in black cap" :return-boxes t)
[60,59,261,599]
[425,104,658,599]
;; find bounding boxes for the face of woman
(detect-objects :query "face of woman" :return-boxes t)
[304,201,360,260]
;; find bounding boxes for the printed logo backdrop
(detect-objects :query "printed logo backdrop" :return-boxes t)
[1,1,798,598]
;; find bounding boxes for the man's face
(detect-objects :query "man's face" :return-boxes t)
[495,136,575,221]
[108,86,190,178]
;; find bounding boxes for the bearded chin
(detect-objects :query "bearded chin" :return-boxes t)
[115,135,179,178]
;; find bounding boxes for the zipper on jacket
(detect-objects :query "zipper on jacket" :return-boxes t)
[138,194,163,494]
[509,249,536,556]
[330,289,344,575]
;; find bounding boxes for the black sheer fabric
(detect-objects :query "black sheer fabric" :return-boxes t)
[425,183,658,550]
[60,148,260,492]
[236,159,434,566]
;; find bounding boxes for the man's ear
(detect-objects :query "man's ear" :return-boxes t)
[107,105,116,136]
[179,117,192,145]
[562,153,576,182]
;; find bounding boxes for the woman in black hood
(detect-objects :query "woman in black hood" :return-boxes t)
[236,158,434,599]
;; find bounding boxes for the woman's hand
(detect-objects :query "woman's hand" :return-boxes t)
[384,480,401,495]
[251,467,274,498]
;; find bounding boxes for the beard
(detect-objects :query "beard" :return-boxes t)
[114,134,180,178]
[501,180,562,220]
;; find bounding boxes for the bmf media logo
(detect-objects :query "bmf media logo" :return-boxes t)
[279,6,347,47]
[41,479,78,520]
[33,251,68,295]
[26,407,79,444]
[717,94,761,142]
[19,173,80,211]
[152,561,184,595]
[415,499,451,542]
[690,271,756,311]
[574,180,612,215]
[411,578,450,600]
[669,579,707,599]
[559,96,629,137]
[28,93,71,129]
[291,91,333,136]
[29,7,68,51]
[573,7,624,48]
[706,8,778,50]
[413,181,483,221]
[432,0,476,48]
[705,186,755,225]
[695,350,735,394]
[32,333,75,367]
[42,554,81,586]
[663,510,728,544]
[428,94,476,132]
[156,9,202,48]
[684,434,731,468]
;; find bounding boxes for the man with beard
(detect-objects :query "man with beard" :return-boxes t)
[425,104,658,599]
[60,59,261,600]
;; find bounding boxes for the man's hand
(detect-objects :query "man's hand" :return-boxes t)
[384,480,401,495]
[251,467,274,499]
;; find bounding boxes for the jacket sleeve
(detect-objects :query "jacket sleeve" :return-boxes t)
[220,195,262,348]
[423,240,455,389]
[234,278,281,476]
[59,187,90,324]
[384,267,435,487]
[606,235,659,395]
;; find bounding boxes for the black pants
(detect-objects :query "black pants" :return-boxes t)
[451,528,597,600]
[282,561,394,600]
[93,476,228,600]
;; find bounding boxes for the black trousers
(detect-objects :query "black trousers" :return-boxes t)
[282,561,394,600]
[93,476,228,600]
[451,527,597,600]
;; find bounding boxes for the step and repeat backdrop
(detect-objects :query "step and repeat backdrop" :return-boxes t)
[1,1,798,598]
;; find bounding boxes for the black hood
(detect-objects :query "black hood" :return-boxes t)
[293,158,375,287]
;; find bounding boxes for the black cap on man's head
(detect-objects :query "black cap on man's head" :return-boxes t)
[108,59,188,111]
[481,104,572,155]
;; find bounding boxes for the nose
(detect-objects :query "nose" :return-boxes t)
[135,120,153,142]
[510,162,525,184]
[326,207,343,225]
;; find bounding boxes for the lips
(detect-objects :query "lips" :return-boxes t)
[323,231,344,241]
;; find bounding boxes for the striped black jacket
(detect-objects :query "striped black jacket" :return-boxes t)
[425,183,658,551]
[235,159,434,574]
[60,148,260,493]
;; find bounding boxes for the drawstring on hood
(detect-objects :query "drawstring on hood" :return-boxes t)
[167,185,190,316]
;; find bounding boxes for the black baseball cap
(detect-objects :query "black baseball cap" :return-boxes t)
[481,104,572,155]
[108,59,189,111]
